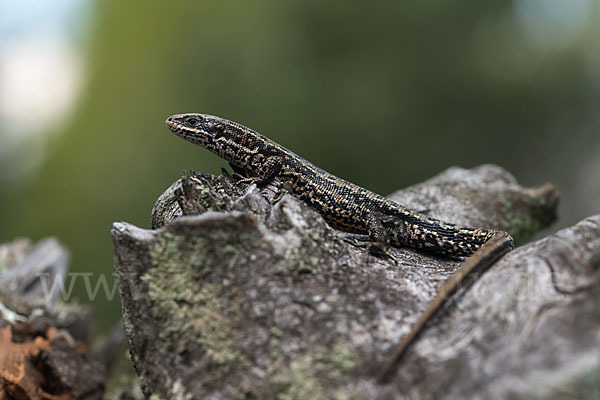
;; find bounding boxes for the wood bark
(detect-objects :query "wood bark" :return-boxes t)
[112,165,600,399]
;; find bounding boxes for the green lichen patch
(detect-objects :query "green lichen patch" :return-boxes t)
[273,340,362,400]
[141,225,260,381]
[278,229,341,277]
[194,185,214,210]
[499,200,547,245]
[541,362,600,400]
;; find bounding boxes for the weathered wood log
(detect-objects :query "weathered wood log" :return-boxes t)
[112,164,600,399]
[0,238,106,400]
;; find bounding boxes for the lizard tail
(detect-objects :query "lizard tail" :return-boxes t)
[377,231,514,384]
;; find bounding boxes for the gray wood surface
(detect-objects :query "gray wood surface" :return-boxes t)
[112,165,600,399]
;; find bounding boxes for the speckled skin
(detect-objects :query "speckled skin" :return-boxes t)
[166,113,510,257]
[166,113,515,382]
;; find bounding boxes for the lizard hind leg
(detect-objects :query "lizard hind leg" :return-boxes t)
[365,212,409,264]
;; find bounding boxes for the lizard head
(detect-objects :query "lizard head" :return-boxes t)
[166,113,226,146]
[166,113,266,168]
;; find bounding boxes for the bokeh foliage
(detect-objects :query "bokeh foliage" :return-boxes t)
[0,0,598,329]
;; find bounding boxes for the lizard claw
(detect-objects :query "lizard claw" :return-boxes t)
[368,242,397,264]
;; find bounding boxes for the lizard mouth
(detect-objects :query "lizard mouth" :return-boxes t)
[165,117,185,134]
[165,116,178,130]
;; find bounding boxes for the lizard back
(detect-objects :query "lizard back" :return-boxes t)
[166,113,504,256]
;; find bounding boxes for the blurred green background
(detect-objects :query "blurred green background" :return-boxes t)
[1,0,599,330]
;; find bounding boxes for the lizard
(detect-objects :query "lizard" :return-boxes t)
[165,113,514,383]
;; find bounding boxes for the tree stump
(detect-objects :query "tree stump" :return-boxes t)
[112,165,600,399]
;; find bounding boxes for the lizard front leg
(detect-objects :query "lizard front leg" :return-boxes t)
[255,156,283,186]
[237,156,283,187]
[228,162,248,178]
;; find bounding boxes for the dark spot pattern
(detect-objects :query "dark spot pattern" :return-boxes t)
[166,113,511,257]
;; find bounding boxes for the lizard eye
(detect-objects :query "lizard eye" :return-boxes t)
[187,117,199,125]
